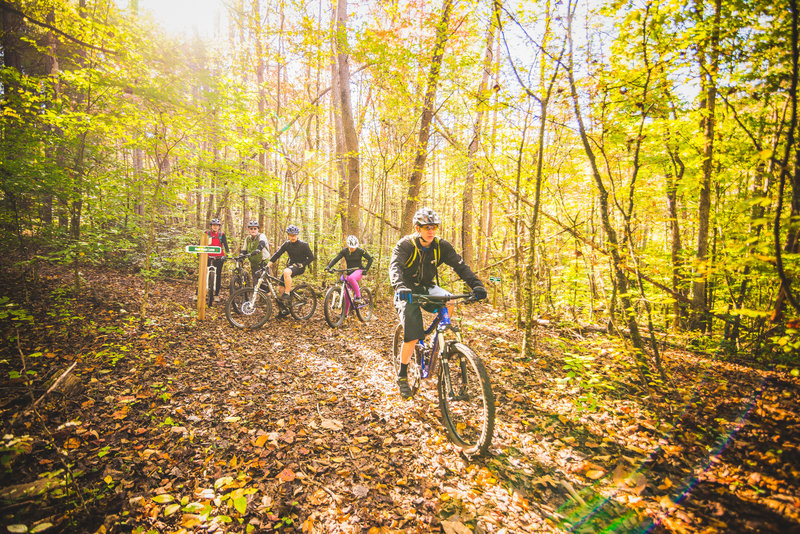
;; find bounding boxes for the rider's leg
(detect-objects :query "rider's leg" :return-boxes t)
[345,269,363,299]
[281,268,293,296]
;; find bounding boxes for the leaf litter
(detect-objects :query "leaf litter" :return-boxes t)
[0,265,798,532]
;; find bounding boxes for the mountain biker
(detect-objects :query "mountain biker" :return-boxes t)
[206,218,229,301]
[268,224,315,307]
[389,208,487,398]
[325,235,374,305]
[240,220,270,280]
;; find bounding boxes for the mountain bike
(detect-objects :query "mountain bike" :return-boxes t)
[228,255,252,297]
[323,268,373,328]
[392,293,495,456]
[225,266,317,329]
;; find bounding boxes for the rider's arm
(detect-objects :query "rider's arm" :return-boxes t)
[389,237,413,291]
[327,248,345,270]
[220,233,230,255]
[269,242,287,264]
[362,249,374,272]
[440,239,484,291]
[304,243,315,265]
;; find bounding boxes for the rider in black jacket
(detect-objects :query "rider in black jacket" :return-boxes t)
[326,235,374,303]
[268,224,315,303]
[389,208,487,398]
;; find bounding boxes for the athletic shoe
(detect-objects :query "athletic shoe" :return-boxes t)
[396,377,412,399]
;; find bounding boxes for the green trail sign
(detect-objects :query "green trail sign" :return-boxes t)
[489,276,501,283]
[185,245,222,254]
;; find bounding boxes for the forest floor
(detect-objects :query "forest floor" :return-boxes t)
[1,264,799,534]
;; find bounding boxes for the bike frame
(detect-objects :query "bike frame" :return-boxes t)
[414,295,468,379]
[247,267,290,309]
[329,268,365,316]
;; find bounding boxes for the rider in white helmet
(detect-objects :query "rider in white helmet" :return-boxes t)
[326,235,374,304]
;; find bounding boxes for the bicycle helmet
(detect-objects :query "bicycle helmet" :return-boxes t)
[210,218,221,226]
[286,224,300,235]
[247,220,259,228]
[346,235,359,248]
[412,208,441,227]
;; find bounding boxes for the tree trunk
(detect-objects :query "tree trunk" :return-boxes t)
[401,0,454,234]
[462,1,498,265]
[566,5,647,358]
[334,0,360,237]
[689,0,722,330]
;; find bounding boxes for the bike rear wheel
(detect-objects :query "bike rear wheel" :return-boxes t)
[289,283,317,320]
[225,287,272,329]
[355,288,374,323]
[323,286,346,328]
[437,343,495,456]
[391,323,421,397]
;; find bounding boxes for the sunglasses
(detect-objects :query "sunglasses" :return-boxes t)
[419,224,439,231]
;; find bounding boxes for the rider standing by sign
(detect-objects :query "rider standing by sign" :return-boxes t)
[206,218,229,301]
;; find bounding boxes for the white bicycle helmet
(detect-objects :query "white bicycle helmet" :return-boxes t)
[209,218,221,226]
[346,235,359,248]
[286,224,300,235]
[247,220,259,228]
[412,208,441,227]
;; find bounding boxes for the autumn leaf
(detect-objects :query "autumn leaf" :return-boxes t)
[254,434,269,448]
[164,503,181,516]
[152,494,173,504]
[277,468,296,482]
[321,419,343,431]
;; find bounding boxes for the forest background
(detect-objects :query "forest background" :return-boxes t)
[1,0,799,367]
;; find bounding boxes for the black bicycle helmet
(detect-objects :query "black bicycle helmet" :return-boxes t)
[412,208,441,227]
[286,224,300,235]
[247,220,259,228]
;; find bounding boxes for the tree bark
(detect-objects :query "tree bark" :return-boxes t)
[334,0,360,237]
[401,0,454,234]
[689,0,722,330]
[462,0,498,265]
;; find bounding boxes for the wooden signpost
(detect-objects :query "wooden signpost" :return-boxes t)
[184,234,221,320]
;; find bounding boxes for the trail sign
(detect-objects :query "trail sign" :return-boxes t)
[186,245,221,254]
[489,276,501,282]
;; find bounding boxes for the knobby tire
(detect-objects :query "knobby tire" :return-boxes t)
[355,288,374,323]
[323,286,346,328]
[289,283,317,320]
[225,286,272,329]
[437,343,495,456]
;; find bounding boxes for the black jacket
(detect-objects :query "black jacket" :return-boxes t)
[326,247,374,271]
[270,240,315,268]
[389,235,483,292]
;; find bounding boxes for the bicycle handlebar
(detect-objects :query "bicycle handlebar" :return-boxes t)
[329,267,361,274]
[411,293,475,304]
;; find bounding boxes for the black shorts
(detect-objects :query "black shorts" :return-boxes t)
[283,264,306,278]
[394,287,444,342]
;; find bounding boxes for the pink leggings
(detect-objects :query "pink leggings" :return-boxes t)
[345,269,363,298]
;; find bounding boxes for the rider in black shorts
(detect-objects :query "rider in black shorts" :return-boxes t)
[268,224,315,306]
[389,208,487,398]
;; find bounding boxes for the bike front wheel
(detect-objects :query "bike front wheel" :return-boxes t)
[207,269,216,308]
[437,343,495,456]
[225,287,272,329]
[289,283,317,320]
[323,286,346,328]
[355,288,374,323]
